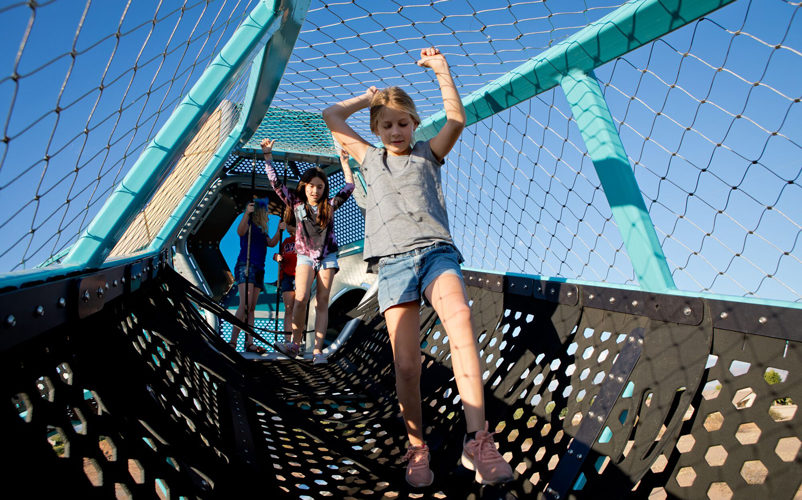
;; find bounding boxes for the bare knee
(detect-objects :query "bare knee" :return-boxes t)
[441,302,472,329]
[394,358,421,383]
[294,293,310,307]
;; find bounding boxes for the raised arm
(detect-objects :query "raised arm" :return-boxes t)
[331,149,356,210]
[417,47,465,162]
[322,87,377,165]
[237,202,255,236]
[260,138,294,206]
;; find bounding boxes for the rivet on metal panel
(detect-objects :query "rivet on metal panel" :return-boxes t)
[682,306,692,316]
[6,314,16,327]
[609,296,616,303]
[57,297,66,308]
[82,290,90,302]
[588,293,595,300]
[631,300,638,307]
[758,316,767,325]
[34,306,44,317]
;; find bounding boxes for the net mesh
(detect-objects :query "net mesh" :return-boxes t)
[268,0,800,301]
[0,0,259,270]
[1,0,800,304]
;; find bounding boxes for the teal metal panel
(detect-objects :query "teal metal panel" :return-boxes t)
[63,0,286,268]
[149,0,311,252]
[416,0,735,141]
[561,70,674,291]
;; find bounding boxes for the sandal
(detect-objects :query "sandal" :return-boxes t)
[245,344,266,355]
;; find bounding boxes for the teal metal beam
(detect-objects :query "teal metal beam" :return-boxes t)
[561,70,674,291]
[416,0,734,140]
[149,0,311,252]
[63,0,288,268]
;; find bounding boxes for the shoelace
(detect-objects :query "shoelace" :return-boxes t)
[468,427,506,465]
[404,445,429,465]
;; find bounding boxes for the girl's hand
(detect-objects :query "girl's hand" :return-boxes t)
[245,202,255,215]
[275,254,283,262]
[278,221,286,231]
[417,47,448,71]
[339,149,350,164]
[260,138,276,155]
[364,86,378,101]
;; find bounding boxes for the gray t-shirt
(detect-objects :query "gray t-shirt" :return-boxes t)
[361,141,454,260]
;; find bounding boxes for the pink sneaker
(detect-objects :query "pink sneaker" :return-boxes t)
[404,444,434,488]
[462,422,514,485]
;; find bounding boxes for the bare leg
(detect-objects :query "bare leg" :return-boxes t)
[312,268,336,355]
[230,282,248,347]
[244,284,261,347]
[425,273,485,433]
[282,290,295,343]
[292,264,315,346]
[385,301,426,447]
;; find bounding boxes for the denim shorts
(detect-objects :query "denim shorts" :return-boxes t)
[377,243,463,314]
[280,274,295,293]
[234,262,265,291]
[296,252,339,273]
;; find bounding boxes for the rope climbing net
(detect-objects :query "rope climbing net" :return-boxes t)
[1,0,800,304]
[0,0,258,270]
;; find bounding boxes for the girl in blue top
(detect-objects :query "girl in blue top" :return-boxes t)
[323,47,513,488]
[229,200,282,354]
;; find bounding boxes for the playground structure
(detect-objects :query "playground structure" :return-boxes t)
[1,0,800,498]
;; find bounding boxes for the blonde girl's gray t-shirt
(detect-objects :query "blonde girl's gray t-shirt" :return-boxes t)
[360,141,454,260]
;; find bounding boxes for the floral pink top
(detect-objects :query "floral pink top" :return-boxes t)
[266,161,354,262]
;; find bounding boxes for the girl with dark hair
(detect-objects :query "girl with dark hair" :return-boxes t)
[260,139,354,364]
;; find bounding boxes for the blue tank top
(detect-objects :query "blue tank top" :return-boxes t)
[236,222,268,271]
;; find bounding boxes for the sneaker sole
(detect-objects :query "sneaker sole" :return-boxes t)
[461,453,514,485]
